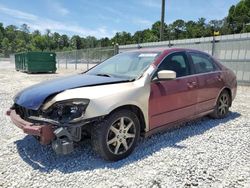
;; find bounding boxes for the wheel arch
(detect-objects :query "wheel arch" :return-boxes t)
[108,105,146,135]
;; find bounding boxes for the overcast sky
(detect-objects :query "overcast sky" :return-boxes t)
[0,0,240,38]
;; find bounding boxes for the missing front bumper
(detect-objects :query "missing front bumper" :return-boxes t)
[7,109,55,145]
[7,109,83,155]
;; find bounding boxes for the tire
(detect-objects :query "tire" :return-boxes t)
[210,90,231,119]
[91,109,140,161]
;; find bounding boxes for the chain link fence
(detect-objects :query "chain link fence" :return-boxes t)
[56,47,115,71]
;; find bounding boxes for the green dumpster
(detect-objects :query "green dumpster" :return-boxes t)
[14,53,21,71]
[14,52,57,73]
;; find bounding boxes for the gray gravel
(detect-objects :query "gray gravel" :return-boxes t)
[0,61,249,188]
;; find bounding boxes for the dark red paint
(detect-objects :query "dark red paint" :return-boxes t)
[148,48,237,132]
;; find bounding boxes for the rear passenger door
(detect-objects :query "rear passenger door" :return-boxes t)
[188,52,224,114]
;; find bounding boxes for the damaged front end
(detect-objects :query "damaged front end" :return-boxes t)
[7,98,96,155]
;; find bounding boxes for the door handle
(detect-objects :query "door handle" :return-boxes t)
[216,75,222,81]
[187,83,193,88]
[187,81,197,89]
[191,81,197,86]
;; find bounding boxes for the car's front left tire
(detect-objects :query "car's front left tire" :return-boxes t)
[91,109,140,161]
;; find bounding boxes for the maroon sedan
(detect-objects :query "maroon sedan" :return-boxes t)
[7,48,237,161]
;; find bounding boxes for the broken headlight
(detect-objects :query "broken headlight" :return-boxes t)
[45,99,90,124]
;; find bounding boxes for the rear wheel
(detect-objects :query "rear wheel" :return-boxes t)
[91,109,140,161]
[210,90,231,119]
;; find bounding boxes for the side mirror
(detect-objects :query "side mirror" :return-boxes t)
[157,70,176,80]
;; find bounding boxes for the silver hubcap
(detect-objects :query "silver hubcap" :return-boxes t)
[106,117,136,155]
[218,94,229,115]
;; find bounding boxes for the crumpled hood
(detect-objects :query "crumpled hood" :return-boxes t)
[14,74,128,110]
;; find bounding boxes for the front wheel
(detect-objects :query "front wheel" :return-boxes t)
[210,90,231,119]
[91,109,140,161]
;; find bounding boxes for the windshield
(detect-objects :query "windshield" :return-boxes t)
[86,51,160,79]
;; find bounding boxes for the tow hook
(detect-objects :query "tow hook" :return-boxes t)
[52,127,74,155]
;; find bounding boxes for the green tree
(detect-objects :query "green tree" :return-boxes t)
[51,32,61,50]
[1,38,11,57]
[59,34,69,49]
[0,23,4,41]
[141,29,158,42]
[32,35,46,51]
[133,31,143,44]
[70,35,82,49]
[227,0,250,33]
[151,21,161,41]
[112,32,132,45]
[99,37,111,47]
[185,21,197,38]
[85,36,98,48]
[171,19,186,39]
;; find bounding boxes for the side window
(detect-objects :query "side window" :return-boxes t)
[157,52,190,78]
[190,53,216,74]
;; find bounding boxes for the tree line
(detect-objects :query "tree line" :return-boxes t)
[0,0,250,57]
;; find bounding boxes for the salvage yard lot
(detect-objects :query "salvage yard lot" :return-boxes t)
[0,61,249,188]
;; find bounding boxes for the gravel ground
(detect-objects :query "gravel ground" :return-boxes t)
[0,61,249,188]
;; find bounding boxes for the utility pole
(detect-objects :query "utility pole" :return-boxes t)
[160,0,165,41]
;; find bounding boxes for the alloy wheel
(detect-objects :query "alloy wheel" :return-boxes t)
[218,93,229,116]
[106,117,136,155]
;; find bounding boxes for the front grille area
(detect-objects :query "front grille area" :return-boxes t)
[14,104,40,121]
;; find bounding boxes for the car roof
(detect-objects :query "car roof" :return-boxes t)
[128,47,208,55]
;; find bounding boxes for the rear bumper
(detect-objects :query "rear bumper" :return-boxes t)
[6,109,55,145]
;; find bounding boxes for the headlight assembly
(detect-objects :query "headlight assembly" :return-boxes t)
[45,99,90,124]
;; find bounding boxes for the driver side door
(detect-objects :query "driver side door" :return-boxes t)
[149,51,198,130]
